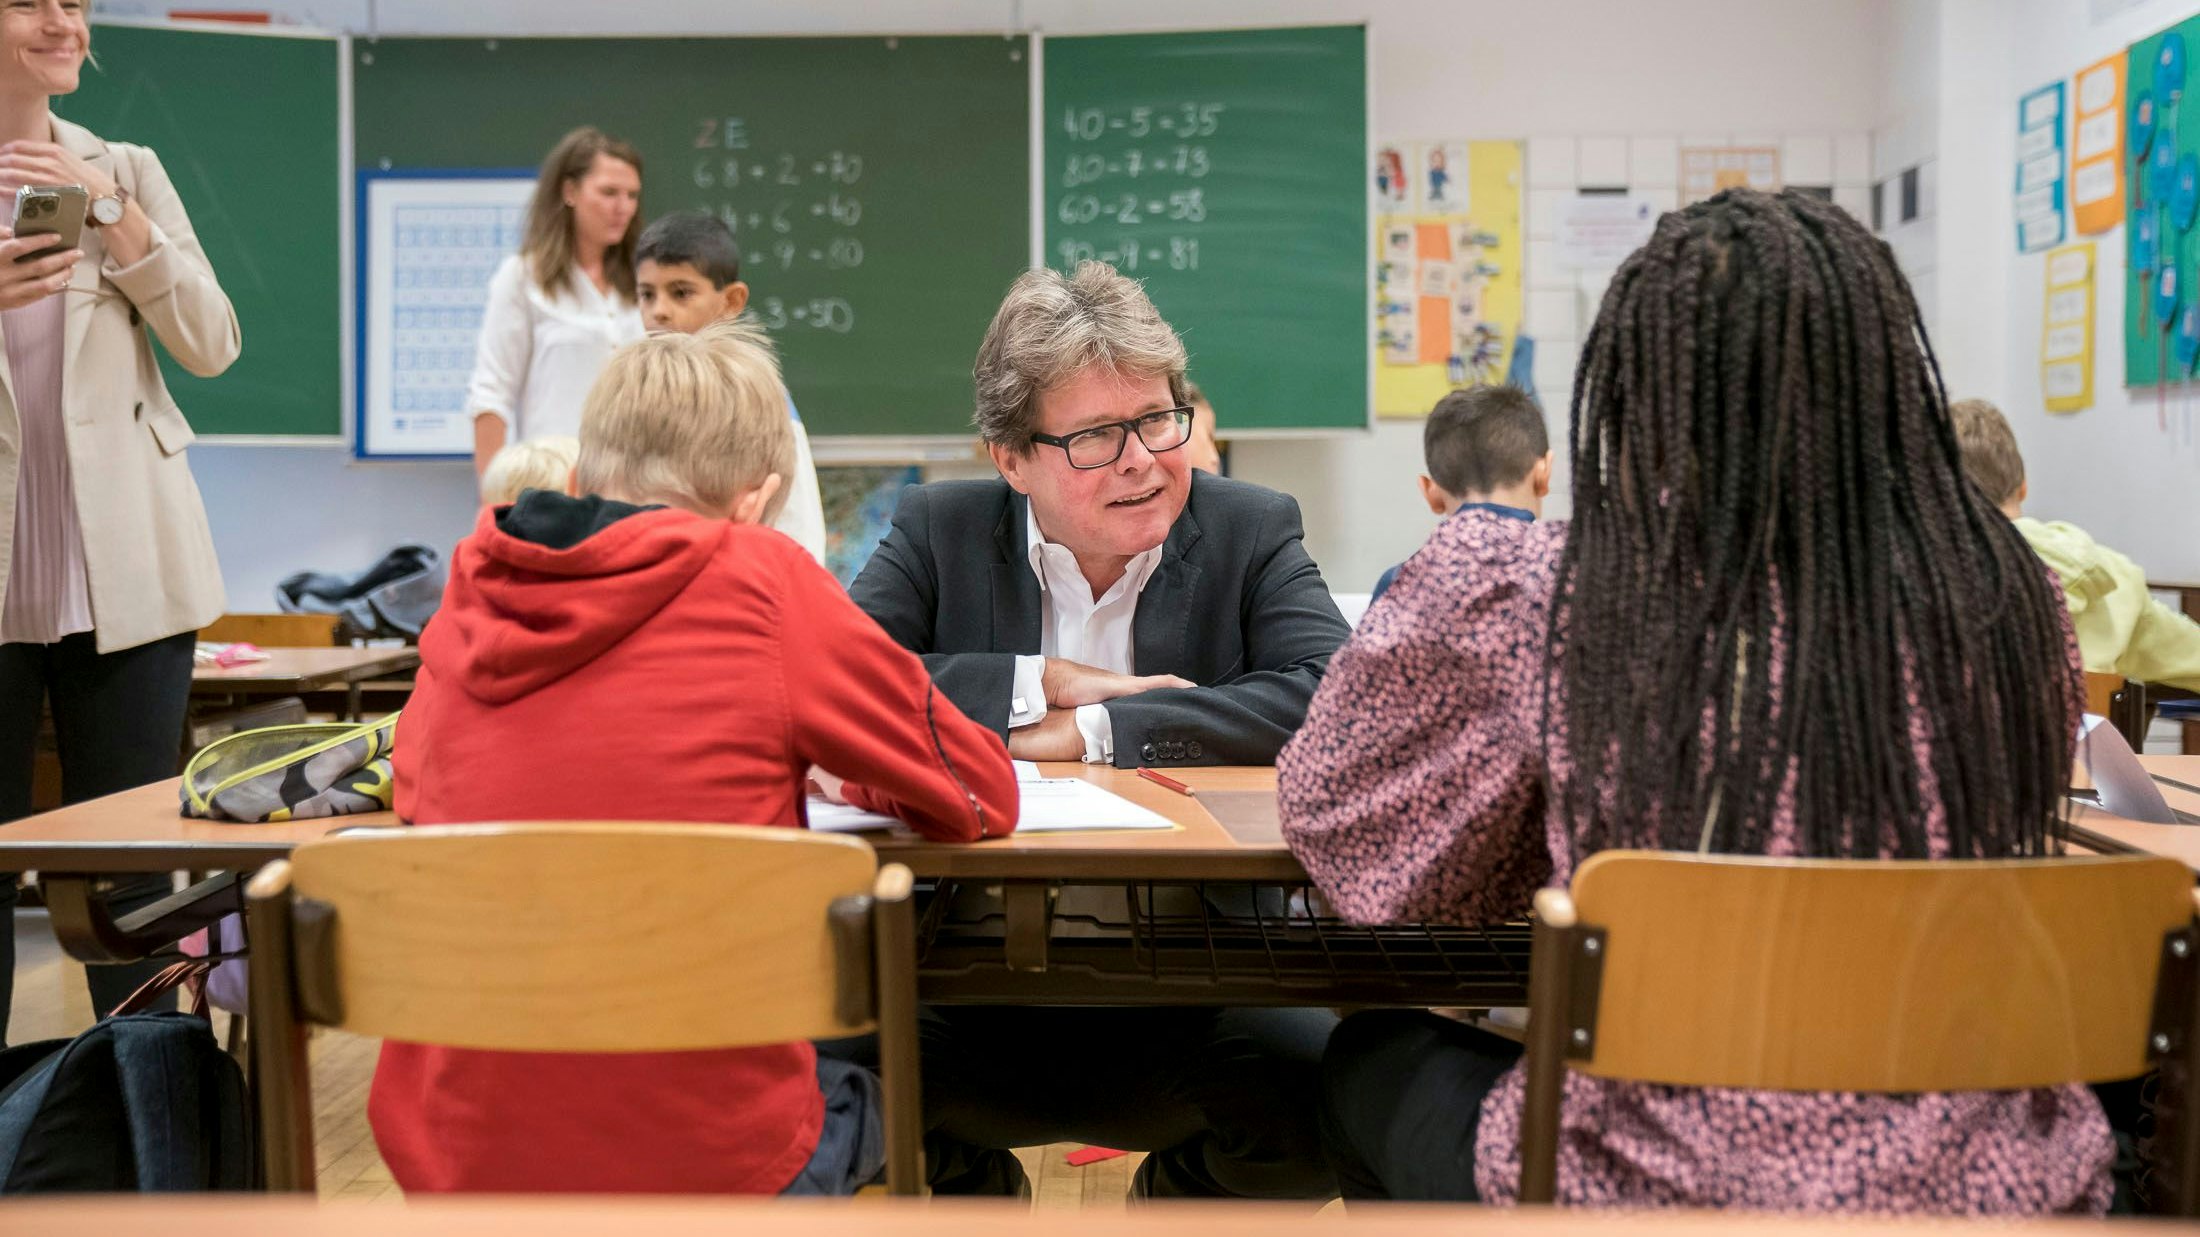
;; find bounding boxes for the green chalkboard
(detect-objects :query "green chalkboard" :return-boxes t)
[354,36,1029,439]
[1044,26,1367,431]
[58,24,343,437]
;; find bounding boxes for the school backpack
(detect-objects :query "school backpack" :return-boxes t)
[277,543,444,640]
[0,1011,256,1192]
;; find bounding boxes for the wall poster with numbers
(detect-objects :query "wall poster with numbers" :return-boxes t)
[356,170,535,458]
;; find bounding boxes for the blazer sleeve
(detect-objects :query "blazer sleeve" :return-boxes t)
[103,144,240,379]
[848,484,1021,736]
[778,544,1018,842]
[1104,492,1351,766]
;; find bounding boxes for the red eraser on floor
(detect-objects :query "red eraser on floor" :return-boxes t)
[1064,1146,1128,1167]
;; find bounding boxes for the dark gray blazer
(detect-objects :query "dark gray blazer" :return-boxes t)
[849,472,1351,768]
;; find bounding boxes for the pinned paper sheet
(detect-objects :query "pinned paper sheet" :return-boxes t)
[2041,241,2096,413]
[1372,140,1523,415]
[2015,80,2067,254]
[807,774,1178,835]
[2072,54,2125,234]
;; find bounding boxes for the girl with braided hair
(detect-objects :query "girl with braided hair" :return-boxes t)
[1280,189,2104,1212]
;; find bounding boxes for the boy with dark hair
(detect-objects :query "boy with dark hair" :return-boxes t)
[636,210,824,561]
[1369,385,1553,603]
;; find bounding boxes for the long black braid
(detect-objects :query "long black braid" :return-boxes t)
[1553,189,2073,860]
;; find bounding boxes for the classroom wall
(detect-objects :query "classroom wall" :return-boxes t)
[1918,0,2200,583]
[103,0,1891,602]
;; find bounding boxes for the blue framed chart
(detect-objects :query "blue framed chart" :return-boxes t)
[356,169,535,459]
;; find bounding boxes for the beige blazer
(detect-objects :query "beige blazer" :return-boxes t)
[0,115,240,653]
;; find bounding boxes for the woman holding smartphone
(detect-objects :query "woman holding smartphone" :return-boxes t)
[0,0,241,1040]
[466,126,644,476]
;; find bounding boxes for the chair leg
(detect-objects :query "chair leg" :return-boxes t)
[245,865,316,1193]
[872,864,926,1197]
[1518,910,1578,1205]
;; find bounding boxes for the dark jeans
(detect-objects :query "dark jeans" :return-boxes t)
[1318,1010,1524,1202]
[910,1004,1337,1199]
[0,631,196,1042]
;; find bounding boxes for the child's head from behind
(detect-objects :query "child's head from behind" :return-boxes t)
[578,317,793,525]
[636,211,749,335]
[1558,187,2069,861]
[1421,385,1550,515]
[1949,398,2027,516]
[479,436,580,506]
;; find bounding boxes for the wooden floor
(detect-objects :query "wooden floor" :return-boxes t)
[6,908,1141,1207]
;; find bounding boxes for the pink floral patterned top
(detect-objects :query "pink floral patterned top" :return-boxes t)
[1278,509,2112,1214]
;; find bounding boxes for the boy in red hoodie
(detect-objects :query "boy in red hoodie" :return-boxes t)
[377,317,1019,1195]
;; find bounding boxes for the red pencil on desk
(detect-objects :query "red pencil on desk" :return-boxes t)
[1137,767,1195,796]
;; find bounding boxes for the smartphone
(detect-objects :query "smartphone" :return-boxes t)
[13,184,87,262]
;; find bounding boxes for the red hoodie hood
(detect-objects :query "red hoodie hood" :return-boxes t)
[424,498,727,705]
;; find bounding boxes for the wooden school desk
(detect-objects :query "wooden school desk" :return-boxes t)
[2069,753,2200,868]
[192,645,422,722]
[0,1196,2149,1236]
[0,764,1530,1010]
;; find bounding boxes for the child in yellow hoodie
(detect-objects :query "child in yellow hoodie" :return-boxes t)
[1953,398,2200,691]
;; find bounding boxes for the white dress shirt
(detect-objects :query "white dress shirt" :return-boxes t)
[1008,504,1165,763]
[467,254,645,442]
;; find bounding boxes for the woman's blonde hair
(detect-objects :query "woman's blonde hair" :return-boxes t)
[478,436,579,506]
[521,126,642,302]
[577,318,794,522]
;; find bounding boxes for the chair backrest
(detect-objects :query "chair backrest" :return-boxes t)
[1518,850,2200,1204]
[201,612,341,647]
[1563,850,2194,1091]
[2086,671,2124,719]
[248,823,926,1195]
[268,823,881,1051]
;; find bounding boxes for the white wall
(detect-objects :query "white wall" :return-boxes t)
[1921,0,2200,581]
[100,0,1890,599]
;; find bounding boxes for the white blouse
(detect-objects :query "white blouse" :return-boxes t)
[466,254,644,442]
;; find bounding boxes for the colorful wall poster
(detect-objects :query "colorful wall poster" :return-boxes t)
[2016,80,2068,254]
[1373,144,1409,211]
[1373,140,1523,418]
[2042,242,2096,413]
[2125,21,2197,387]
[2073,54,2126,234]
[1679,146,1779,206]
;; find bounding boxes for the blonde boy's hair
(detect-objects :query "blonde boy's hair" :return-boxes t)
[576,317,794,522]
[1949,398,2026,507]
[479,436,580,506]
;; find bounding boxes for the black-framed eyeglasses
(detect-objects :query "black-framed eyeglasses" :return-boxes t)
[1029,406,1195,470]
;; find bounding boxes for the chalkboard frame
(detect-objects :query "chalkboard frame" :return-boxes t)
[72,17,352,442]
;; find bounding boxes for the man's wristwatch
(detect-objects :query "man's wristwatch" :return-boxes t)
[88,185,129,228]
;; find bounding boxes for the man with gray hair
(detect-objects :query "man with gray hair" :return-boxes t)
[853,261,1349,768]
[849,262,1347,1201]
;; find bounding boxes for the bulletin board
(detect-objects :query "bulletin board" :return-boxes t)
[1371,140,1524,419]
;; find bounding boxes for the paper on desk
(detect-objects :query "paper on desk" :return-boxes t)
[2079,714,2178,825]
[1013,760,1044,782]
[805,776,1177,835]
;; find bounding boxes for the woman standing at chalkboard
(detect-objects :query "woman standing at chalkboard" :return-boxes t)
[0,0,241,1038]
[468,127,645,476]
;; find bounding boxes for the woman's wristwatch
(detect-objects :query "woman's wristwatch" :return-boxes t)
[88,185,130,228]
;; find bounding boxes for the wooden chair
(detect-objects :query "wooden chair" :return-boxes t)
[246,823,924,1195]
[1519,850,2200,1211]
[199,612,341,647]
[2086,671,2152,751]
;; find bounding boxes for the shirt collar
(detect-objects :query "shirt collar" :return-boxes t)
[1025,502,1164,603]
[1450,501,1536,523]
